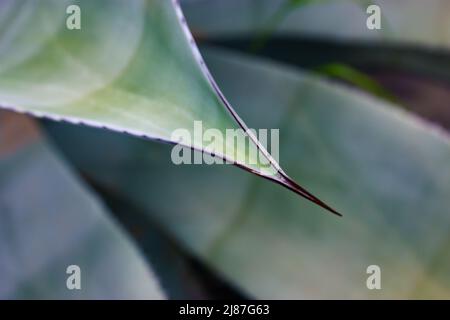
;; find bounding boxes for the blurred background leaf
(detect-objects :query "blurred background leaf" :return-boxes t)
[91,181,244,299]
[0,112,164,299]
[183,0,450,48]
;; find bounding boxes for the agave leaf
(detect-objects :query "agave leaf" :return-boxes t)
[45,48,450,298]
[0,0,339,214]
[0,112,164,299]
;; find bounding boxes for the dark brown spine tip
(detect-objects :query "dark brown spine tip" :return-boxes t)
[277,172,343,217]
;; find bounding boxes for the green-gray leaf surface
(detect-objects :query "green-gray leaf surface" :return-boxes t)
[46,48,450,299]
[0,0,292,181]
[0,114,164,299]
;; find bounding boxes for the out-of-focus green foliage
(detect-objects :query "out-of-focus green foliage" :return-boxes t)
[317,63,398,103]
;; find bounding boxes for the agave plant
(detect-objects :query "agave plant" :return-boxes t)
[1,0,450,299]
